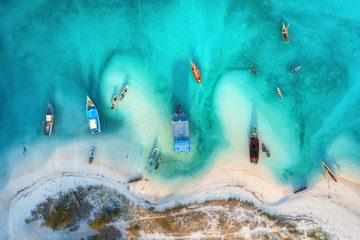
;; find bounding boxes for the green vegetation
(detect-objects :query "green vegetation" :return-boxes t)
[41,201,76,230]
[308,230,330,240]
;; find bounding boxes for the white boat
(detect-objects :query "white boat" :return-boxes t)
[291,66,301,75]
[149,148,157,166]
[119,85,129,101]
[277,87,283,101]
[110,95,118,110]
[86,96,101,135]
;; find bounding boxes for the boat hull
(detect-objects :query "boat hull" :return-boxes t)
[110,95,118,110]
[149,148,157,166]
[86,96,101,135]
[43,102,54,136]
[119,85,129,101]
[250,126,259,164]
[282,22,289,43]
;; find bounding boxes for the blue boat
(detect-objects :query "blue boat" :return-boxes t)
[108,202,119,212]
[172,105,190,153]
[86,96,101,135]
[149,148,157,166]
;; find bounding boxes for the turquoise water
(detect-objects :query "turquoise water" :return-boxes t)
[1,0,360,192]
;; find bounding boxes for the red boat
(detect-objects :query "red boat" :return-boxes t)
[190,58,202,88]
[250,125,259,164]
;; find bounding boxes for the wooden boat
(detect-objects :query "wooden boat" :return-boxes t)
[250,125,259,164]
[277,87,283,101]
[128,177,143,183]
[155,156,162,170]
[149,148,157,166]
[43,102,54,136]
[294,186,308,194]
[119,85,129,101]
[249,64,260,76]
[282,22,289,43]
[291,66,301,75]
[86,96,101,135]
[322,162,337,182]
[110,95,118,110]
[89,147,96,165]
[189,58,203,88]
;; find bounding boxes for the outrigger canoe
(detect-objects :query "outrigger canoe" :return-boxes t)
[189,58,202,88]
[149,148,157,166]
[277,87,283,101]
[250,125,259,164]
[110,95,118,110]
[119,85,129,101]
[86,96,101,135]
[322,162,337,182]
[282,22,289,43]
[43,102,54,136]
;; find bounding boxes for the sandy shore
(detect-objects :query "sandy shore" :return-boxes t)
[1,149,360,239]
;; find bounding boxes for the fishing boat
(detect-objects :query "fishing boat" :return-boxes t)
[291,66,301,75]
[110,95,118,110]
[282,22,289,43]
[149,148,157,166]
[43,102,54,136]
[108,202,119,213]
[172,105,191,153]
[261,143,266,152]
[277,87,283,101]
[118,85,129,101]
[249,64,260,76]
[322,162,337,182]
[128,177,143,183]
[89,147,96,165]
[86,96,101,135]
[190,58,203,88]
[155,156,162,170]
[250,125,259,164]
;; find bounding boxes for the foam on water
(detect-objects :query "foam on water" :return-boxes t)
[1,0,360,193]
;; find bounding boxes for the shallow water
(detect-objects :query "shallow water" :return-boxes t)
[0,0,360,192]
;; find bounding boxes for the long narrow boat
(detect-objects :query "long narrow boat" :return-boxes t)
[119,85,129,101]
[86,96,101,135]
[43,102,54,136]
[155,156,162,170]
[149,148,157,166]
[277,87,283,101]
[89,147,96,165]
[322,162,337,182]
[291,66,301,75]
[249,64,260,76]
[250,125,259,164]
[282,22,289,43]
[110,95,118,110]
[189,58,203,88]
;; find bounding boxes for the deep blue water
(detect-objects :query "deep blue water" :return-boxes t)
[1,0,360,192]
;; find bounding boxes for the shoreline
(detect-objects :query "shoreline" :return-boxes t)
[1,156,360,239]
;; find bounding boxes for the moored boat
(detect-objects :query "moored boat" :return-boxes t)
[277,87,283,101]
[89,147,96,165]
[119,85,129,101]
[43,102,54,136]
[190,58,203,88]
[86,96,101,135]
[282,22,289,43]
[155,156,162,170]
[250,125,259,164]
[322,162,337,182]
[249,64,260,76]
[172,105,191,153]
[149,148,157,166]
[291,66,301,75]
[110,95,118,110]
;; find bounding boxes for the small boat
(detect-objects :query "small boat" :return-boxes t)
[128,177,143,183]
[249,64,260,76]
[261,143,266,152]
[149,148,157,166]
[282,22,289,43]
[89,147,96,165]
[86,96,101,135]
[261,143,270,157]
[291,66,301,75]
[108,202,119,212]
[43,102,54,136]
[322,162,337,182]
[110,95,118,110]
[190,58,203,88]
[250,125,259,164]
[265,147,270,157]
[155,156,162,170]
[277,87,283,101]
[118,85,129,101]
[294,186,308,194]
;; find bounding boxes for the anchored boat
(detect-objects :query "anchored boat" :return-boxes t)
[172,105,191,153]
[86,96,101,135]
[119,85,129,101]
[249,64,260,76]
[155,156,162,170]
[43,102,54,136]
[89,147,96,165]
[322,162,337,182]
[282,22,289,43]
[149,148,157,166]
[250,125,259,164]
[277,87,283,101]
[291,66,301,75]
[110,95,118,110]
[190,58,203,88]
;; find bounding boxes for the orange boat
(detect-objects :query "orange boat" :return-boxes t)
[250,125,259,164]
[189,58,202,88]
[282,22,289,43]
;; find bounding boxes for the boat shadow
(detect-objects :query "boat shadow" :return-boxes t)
[249,105,258,137]
[171,59,190,113]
